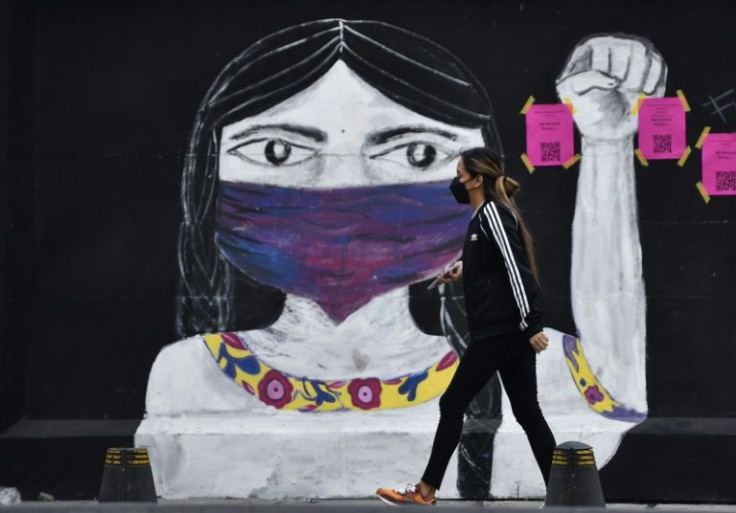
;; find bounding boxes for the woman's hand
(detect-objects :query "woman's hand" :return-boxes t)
[529,331,549,353]
[437,261,463,284]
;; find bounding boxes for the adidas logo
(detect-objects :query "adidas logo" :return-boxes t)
[470,233,478,241]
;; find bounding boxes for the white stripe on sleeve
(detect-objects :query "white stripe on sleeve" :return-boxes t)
[482,205,524,310]
[483,203,530,321]
[488,203,530,315]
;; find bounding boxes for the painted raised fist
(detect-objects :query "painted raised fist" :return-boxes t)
[556,35,667,140]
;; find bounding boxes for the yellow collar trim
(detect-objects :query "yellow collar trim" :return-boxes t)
[203,332,458,412]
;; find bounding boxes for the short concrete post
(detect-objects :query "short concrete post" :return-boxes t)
[544,441,605,507]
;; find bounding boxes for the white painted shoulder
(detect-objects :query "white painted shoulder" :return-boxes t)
[143,336,257,416]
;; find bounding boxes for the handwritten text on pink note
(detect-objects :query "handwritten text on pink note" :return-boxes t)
[526,104,574,166]
[638,98,687,160]
[702,133,736,196]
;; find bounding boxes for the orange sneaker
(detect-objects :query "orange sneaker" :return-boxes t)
[376,483,436,506]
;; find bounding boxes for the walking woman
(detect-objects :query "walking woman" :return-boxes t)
[377,147,557,506]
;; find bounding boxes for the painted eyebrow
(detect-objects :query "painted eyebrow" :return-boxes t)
[366,126,459,146]
[229,124,327,143]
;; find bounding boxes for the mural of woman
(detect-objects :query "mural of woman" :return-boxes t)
[138,18,502,499]
[136,20,665,500]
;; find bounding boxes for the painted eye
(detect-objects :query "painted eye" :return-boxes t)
[406,142,437,168]
[228,138,318,167]
[370,141,454,170]
[265,140,291,165]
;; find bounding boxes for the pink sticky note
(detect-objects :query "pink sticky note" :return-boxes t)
[638,98,687,160]
[526,104,574,166]
[702,133,736,196]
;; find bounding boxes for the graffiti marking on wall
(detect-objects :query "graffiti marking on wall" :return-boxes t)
[702,89,736,122]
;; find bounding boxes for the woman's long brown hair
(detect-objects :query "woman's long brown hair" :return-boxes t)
[460,147,540,283]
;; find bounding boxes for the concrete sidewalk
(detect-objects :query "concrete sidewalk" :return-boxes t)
[2,499,735,512]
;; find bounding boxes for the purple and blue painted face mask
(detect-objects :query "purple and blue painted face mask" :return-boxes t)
[215,181,470,324]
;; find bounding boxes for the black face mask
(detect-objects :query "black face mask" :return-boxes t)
[449,177,471,204]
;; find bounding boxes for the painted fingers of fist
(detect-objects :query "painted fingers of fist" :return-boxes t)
[557,35,666,96]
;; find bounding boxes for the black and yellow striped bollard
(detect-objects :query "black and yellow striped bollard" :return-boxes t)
[544,441,605,507]
[98,447,157,502]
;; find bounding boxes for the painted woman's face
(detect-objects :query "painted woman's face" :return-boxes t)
[214,59,486,325]
[218,60,485,188]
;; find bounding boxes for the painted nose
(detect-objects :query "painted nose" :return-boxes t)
[315,153,370,187]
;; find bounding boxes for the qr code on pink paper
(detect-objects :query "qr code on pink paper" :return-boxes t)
[541,141,561,162]
[652,134,672,154]
[715,171,736,192]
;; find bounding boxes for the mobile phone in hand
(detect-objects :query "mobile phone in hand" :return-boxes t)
[427,263,454,290]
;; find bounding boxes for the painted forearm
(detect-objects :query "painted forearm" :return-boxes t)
[572,137,644,298]
[570,136,647,409]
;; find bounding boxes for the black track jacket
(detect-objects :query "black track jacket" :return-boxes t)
[461,200,543,343]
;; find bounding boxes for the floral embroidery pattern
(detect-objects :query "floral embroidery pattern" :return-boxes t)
[436,351,458,371]
[348,378,382,410]
[398,371,428,402]
[306,381,337,407]
[217,341,260,379]
[203,333,459,412]
[258,370,294,409]
[584,385,604,405]
[562,333,646,422]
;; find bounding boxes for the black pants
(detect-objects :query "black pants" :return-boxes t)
[421,331,556,490]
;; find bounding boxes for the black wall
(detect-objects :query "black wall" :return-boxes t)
[0,0,9,428]
[2,0,35,432]
[2,0,735,501]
